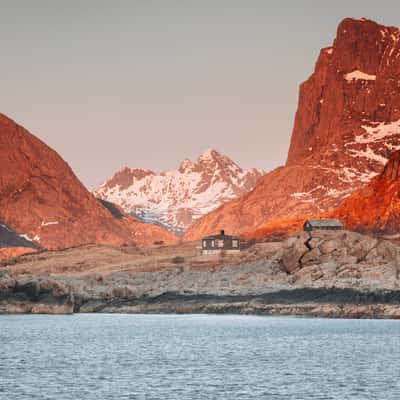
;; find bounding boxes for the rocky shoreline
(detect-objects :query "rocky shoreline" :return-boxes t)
[75,288,400,319]
[1,276,400,318]
[2,230,400,318]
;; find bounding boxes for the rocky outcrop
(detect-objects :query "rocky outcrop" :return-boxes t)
[95,149,263,235]
[0,113,178,250]
[184,18,400,241]
[278,230,400,279]
[0,270,74,314]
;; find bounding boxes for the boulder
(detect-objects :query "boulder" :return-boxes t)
[301,247,322,266]
[280,238,308,273]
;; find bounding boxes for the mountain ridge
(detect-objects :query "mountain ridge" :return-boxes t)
[0,112,178,250]
[94,148,264,234]
[332,149,400,233]
[244,150,400,240]
[184,17,400,241]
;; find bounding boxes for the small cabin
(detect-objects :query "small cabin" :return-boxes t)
[201,230,240,255]
[303,218,343,232]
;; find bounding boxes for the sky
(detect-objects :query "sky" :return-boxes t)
[1,0,400,188]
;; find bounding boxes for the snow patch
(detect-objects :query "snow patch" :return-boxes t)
[291,185,326,202]
[348,147,388,164]
[343,120,400,168]
[0,223,13,232]
[356,120,400,144]
[41,221,59,227]
[326,188,350,197]
[344,70,376,82]
[19,234,33,242]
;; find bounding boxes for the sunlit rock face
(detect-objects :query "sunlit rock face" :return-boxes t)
[0,113,178,250]
[332,150,400,233]
[184,18,400,241]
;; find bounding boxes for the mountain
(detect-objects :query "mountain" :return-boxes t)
[184,18,400,241]
[244,150,400,240]
[94,149,264,235]
[0,113,178,250]
[332,150,400,233]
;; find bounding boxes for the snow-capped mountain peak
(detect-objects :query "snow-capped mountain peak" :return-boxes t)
[94,149,264,235]
[197,148,225,162]
[178,158,195,173]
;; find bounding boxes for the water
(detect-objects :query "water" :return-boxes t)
[1,315,400,400]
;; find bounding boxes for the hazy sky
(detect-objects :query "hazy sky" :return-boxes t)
[1,1,399,188]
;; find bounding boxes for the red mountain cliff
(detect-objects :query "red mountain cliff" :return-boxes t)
[245,151,400,240]
[0,113,178,249]
[184,18,400,241]
[333,150,400,233]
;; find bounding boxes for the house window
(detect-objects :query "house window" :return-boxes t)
[211,240,215,248]
[232,239,238,248]
[203,240,207,248]
[218,239,224,248]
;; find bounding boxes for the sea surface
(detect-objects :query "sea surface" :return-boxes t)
[1,314,400,399]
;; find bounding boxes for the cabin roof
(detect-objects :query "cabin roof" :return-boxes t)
[304,218,343,228]
[202,233,239,240]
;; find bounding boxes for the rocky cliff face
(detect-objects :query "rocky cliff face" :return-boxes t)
[0,113,178,249]
[333,150,400,233]
[244,151,400,240]
[94,149,263,235]
[184,18,400,241]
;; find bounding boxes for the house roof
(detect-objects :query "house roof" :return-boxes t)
[202,233,240,240]
[304,218,343,228]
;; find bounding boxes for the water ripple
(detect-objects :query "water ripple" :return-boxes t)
[1,315,400,399]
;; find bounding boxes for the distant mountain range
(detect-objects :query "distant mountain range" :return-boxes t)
[94,149,264,235]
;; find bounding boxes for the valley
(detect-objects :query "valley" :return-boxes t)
[1,18,400,318]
